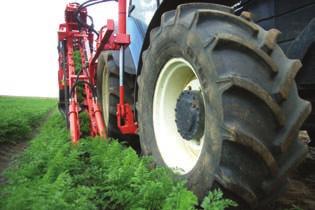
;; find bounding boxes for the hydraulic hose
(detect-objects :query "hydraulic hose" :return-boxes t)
[75,0,118,36]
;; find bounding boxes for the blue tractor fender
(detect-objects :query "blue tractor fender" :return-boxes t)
[115,0,237,75]
[124,0,237,75]
[111,15,145,75]
[126,16,146,74]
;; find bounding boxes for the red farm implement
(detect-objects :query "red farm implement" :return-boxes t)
[57,0,137,143]
[57,0,313,207]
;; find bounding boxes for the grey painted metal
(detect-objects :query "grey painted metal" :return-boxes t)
[119,46,124,86]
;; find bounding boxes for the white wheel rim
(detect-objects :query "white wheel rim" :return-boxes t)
[153,58,205,174]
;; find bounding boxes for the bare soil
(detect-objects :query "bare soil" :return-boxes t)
[273,146,315,210]
[0,110,53,185]
[0,140,28,184]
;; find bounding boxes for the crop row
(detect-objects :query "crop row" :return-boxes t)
[0,109,236,210]
[0,96,56,143]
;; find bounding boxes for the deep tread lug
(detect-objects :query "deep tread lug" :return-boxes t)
[273,59,302,101]
[240,11,253,21]
[260,29,281,54]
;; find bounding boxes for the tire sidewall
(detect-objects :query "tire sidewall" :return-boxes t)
[96,52,107,106]
[96,52,112,132]
[139,24,223,197]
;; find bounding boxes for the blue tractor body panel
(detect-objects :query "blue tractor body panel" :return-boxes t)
[125,0,315,75]
[127,17,145,73]
[125,0,237,74]
[126,0,158,74]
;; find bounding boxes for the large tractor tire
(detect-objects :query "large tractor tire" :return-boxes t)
[96,52,139,150]
[137,3,311,208]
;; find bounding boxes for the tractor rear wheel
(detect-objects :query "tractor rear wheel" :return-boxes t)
[137,3,311,208]
[96,52,139,150]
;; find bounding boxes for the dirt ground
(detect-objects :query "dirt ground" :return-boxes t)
[272,146,315,210]
[0,140,28,185]
[0,111,53,185]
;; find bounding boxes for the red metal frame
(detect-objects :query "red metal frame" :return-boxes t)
[57,0,137,143]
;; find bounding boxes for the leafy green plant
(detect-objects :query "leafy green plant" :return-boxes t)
[73,50,82,74]
[284,205,304,210]
[0,96,56,143]
[201,189,238,210]
[79,111,90,136]
[162,182,198,210]
[0,109,237,210]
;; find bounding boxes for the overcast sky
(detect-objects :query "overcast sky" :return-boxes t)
[0,0,117,97]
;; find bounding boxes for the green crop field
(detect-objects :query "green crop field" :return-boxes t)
[0,96,56,143]
[0,97,236,210]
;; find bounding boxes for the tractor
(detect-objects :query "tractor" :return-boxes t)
[57,0,315,208]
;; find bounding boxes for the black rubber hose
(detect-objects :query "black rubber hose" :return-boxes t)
[75,0,118,36]
[70,80,97,98]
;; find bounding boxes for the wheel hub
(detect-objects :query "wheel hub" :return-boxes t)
[175,90,205,140]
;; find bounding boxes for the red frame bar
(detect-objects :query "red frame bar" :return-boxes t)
[57,0,138,143]
[58,3,107,143]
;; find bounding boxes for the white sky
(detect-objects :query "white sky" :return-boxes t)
[0,0,117,97]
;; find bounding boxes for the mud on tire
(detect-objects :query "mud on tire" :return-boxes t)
[137,3,311,208]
